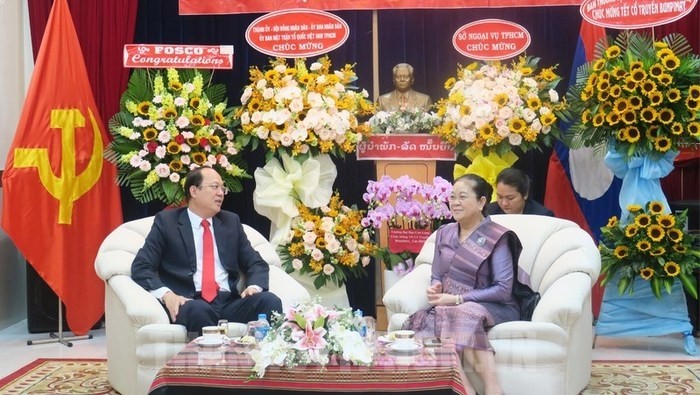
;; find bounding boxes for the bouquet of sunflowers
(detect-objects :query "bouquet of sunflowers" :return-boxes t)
[599,201,700,299]
[236,56,375,162]
[431,56,569,156]
[277,193,379,289]
[565,31,700,161]
[106,69,249,205]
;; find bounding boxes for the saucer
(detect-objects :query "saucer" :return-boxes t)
[388,341,423,352]
[194,336,223,348]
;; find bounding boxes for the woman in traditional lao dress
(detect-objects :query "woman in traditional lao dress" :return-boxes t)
[403,174,525,395]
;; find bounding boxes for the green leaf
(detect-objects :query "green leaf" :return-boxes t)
[679,272,698,299]
[313,275,326,290]
[650,276,662,299]
[617,276,631,295]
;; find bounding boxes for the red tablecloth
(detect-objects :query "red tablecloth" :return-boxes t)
[149,338,470,395]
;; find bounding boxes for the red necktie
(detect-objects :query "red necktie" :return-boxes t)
[201,219,218,302]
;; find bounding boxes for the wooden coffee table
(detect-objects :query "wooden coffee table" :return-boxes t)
[148,337,470,395]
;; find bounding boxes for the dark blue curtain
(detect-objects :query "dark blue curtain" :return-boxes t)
[129,0,584,314]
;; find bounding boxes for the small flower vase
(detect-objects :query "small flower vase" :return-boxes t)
[288,271,350,308]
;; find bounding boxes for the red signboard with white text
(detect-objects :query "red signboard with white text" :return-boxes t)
[356,135,456,161]
[389,228,433,254]
[580,0,697,29]
[246,9,349,58]
[180,0,582,15]
[123,44,234,69]
[453,19,531,60]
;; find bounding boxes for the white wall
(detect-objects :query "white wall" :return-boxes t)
[0,0,33,330]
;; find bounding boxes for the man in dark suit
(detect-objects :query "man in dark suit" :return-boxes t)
[486,168,555,217]
[131,166,282,334]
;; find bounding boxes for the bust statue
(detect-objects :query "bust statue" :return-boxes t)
[377,63,432,112]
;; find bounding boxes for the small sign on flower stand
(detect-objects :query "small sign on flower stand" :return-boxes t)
[388,228,432,254]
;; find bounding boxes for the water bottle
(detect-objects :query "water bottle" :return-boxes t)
[254,313,270,342]
[354,309,367,338]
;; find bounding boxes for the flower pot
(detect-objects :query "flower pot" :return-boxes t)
[288,271,350,308]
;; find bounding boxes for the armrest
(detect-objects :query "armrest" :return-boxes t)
[136,324,188,345]
[268,265,311,310]
[107,275,170,327]
[487,321,569,347]
[383,264,431,316]
[532,272,592,331]
[136,324,188,367]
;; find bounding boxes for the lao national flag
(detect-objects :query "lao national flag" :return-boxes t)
[544,21,622,317]
[545,21,622,241]
[1,0,123,335]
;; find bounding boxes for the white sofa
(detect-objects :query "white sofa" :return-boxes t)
[94,216,311,395]
[383,215,601,395]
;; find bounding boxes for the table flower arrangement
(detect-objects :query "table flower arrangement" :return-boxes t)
[106,68,249,205]
[599,201,700,299]
[362,175,452,271]
[565,31,700,161]
[250,298,373,378]
[277,192,380,289]
[367,108,440,134]
[431,56,569,157]
[236,56,375,162]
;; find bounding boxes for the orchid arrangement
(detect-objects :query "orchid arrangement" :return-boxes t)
[250,298,373,378]
[432,56,568,156]
[236,56,375,162]
[106,68,249,205]
[367,108,441,134]
[599,201,700,299]
[362,175,452,230]
[362,176,452,271]
[277,192,380,289]
[565,31,700,161]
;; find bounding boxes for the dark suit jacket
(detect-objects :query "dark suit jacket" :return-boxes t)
[486,200,555,217]
[131,208,270,299]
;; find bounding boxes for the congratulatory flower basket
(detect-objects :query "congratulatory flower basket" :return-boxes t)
[236,56,375,162]
[431,55,569,157]
[276,192,380,289]
[565,31,700,161]
[106,68,249,205]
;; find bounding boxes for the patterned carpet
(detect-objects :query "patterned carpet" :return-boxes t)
[582,361,700,394]
[0,359,698,394]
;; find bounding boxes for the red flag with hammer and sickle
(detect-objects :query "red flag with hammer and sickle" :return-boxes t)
[1,0,122,335]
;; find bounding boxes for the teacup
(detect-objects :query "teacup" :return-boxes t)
[393,330,415,346]
[202,326,221,342]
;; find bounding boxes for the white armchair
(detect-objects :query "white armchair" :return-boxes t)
[383,215,601,395]
[94,216,311,395]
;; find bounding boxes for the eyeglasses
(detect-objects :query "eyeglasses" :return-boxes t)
[199,183,229,195]
[448,194,473,203]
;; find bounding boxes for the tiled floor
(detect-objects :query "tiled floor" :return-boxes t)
[0,319,698,381]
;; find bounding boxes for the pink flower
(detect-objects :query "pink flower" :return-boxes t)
[292,322,327,352]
